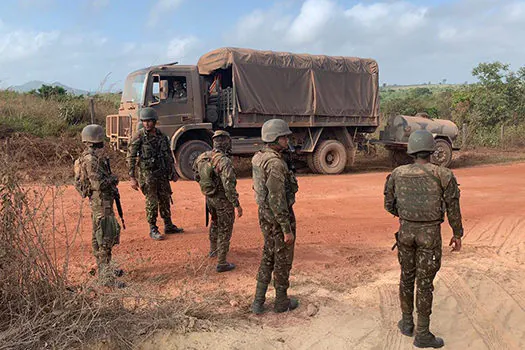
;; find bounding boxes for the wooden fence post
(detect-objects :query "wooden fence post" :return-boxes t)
[89,97,95,124]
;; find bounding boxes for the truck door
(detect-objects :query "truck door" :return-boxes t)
[147,72,194,126]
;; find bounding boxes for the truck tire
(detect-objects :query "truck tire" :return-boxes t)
[175,140,211,180]
[431,139,453,168]
[306,154,319,173]
[312,140,347,175]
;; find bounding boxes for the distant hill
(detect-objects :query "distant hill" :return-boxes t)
[8,81,91,95]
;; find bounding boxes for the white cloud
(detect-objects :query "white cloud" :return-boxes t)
[148,0,184,27]
[167,36,199,61]
[0,30,60,62]
[287,0,336,44]
[227,0,525,85]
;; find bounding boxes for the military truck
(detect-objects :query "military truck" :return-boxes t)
[375,113,460,168]
[106,47,380,179]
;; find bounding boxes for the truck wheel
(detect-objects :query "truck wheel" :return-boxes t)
[306,154,319,173]
[389,150,413,167]
[175,140,211,180]
[313,140,347,175]
[431,139,453,168]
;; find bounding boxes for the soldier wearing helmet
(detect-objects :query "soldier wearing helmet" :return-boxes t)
[384,130,464,348]
[250,119,299,314]
[74,124,123,287]
[126,107,183,241]
[193,130,243,273]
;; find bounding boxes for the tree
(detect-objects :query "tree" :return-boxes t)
[30,84,67,99]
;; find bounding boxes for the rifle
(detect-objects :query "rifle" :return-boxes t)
[106,158,126,229]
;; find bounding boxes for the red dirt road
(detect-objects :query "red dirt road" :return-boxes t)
[56,162,525,349]
[59,162,525,294]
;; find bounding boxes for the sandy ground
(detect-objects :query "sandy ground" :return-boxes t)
[57,162,525,349]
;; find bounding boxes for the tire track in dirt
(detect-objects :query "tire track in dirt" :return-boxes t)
[378,284,412,350]
[439,268,519,350]
[467,259,525,312]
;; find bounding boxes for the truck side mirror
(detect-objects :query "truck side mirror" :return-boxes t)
[160,80,168,100]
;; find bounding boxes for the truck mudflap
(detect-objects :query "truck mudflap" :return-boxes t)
[106,114,133,152]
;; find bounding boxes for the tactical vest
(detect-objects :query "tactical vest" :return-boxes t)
[252,149,298,208]
[394,165,444,222]
[137,129,169,173]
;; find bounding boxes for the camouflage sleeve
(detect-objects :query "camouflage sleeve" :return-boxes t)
[442,172,464,238]
[266,158,292,234]
[126,134,141,178]
[384,173,398,217]
[84,155,113,192]
[218,157,240,207]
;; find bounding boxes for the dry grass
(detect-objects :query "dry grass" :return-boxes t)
[0,151,219,350]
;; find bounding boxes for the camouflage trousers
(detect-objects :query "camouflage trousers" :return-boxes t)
[140,176,173,227]
[256,207,296,289]
[90,197,120,278]
[397,220,442,318]
[207,196,235,265]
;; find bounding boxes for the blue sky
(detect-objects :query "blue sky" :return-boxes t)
[1,0,524,90]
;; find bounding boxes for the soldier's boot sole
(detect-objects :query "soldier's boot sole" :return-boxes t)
[414,334,444,348]
[216,262,236,273]
[274,298,299,313]
[398,319,414,337]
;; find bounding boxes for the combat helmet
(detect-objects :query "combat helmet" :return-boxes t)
[261,119,292,143]
[81,124,104,143]
[139,107,158,121]
[407,130,435,155]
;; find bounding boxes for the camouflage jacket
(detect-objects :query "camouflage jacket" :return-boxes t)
[210,150,240,207]
[252,146,298,234]
[384,162,464,238]
[75,147,117,203]
[126,128,175,180]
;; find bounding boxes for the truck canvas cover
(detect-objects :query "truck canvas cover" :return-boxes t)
[197,47,379,118]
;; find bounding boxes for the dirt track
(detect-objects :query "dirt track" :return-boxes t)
[60,162,525,349]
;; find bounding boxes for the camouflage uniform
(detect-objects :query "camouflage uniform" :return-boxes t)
[206,149,240,264]
[127,128,177,229]
[384,163,463,325]
[75,147,120,278]
[252,146,298,289]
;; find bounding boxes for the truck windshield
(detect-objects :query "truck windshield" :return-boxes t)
[122,73,146,103]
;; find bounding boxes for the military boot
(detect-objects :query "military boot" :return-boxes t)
[164,221,184,234]
[398,313,415,336]
[414,315,444,348]
[274,287,299,313]
[216,262,236,273]
[149,225,164,241]
[251,282,268,315]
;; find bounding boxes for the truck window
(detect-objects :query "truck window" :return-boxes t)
[167,77,187,103]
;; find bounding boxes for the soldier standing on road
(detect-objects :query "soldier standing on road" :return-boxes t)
[251,119,299,314]
[384,130,464,348]
[195,130,243,273]
[74,124,123,287]
[127,107,183,241]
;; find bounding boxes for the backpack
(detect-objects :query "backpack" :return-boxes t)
[193,151,218,196]
[73,154,91,198]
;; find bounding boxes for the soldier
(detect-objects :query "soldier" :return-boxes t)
[195,130,243,273]
[384,130,463,348]
[127,107,183,241]
[250,119,299,314]
[74,124,123,287]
